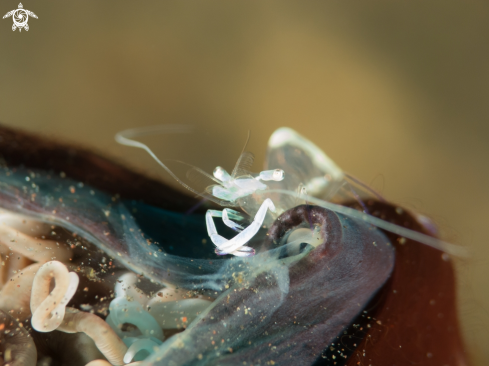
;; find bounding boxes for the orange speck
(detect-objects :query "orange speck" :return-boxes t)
[182,317,187,323]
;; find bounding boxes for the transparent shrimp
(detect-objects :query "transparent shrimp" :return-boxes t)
[116,126,285,257]
[116,125,468,258]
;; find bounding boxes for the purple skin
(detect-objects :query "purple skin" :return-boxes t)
[145,205,395,366]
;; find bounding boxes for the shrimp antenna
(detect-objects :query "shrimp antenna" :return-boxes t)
[261,189,469,258]
[231,130,254,178]
[115,125,211,199]
[242,130,251,155]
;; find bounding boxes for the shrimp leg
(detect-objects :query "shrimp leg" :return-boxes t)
[205,199,276,257]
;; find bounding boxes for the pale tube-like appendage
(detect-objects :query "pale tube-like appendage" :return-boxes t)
[30,261,79,332]
[0,210,52,237]
[84,361,112,366]
[0,252,30,289]
[0,253,5,288]
[59,308,128,366]
[85,360,142,366]
[114,272,148,307]
[123,338,162,364]
[0,262,42,322]
[0,222,72,263]
[106,297,164,341]
[5,254,32,286]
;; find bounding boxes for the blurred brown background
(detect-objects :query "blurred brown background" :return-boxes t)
[1,1,488,363]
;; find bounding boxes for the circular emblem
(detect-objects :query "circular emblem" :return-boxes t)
[12,9,28,28]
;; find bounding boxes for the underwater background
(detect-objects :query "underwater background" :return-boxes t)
[0,1,488,364]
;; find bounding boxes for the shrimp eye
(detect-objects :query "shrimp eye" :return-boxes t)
[272,169,285,181]
[213,166,231,182]
[258,169,285,181]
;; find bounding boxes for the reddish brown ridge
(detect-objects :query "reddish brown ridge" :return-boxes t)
[345,200,468,366]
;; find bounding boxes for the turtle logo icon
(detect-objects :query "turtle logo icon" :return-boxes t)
[3,3,38,32]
